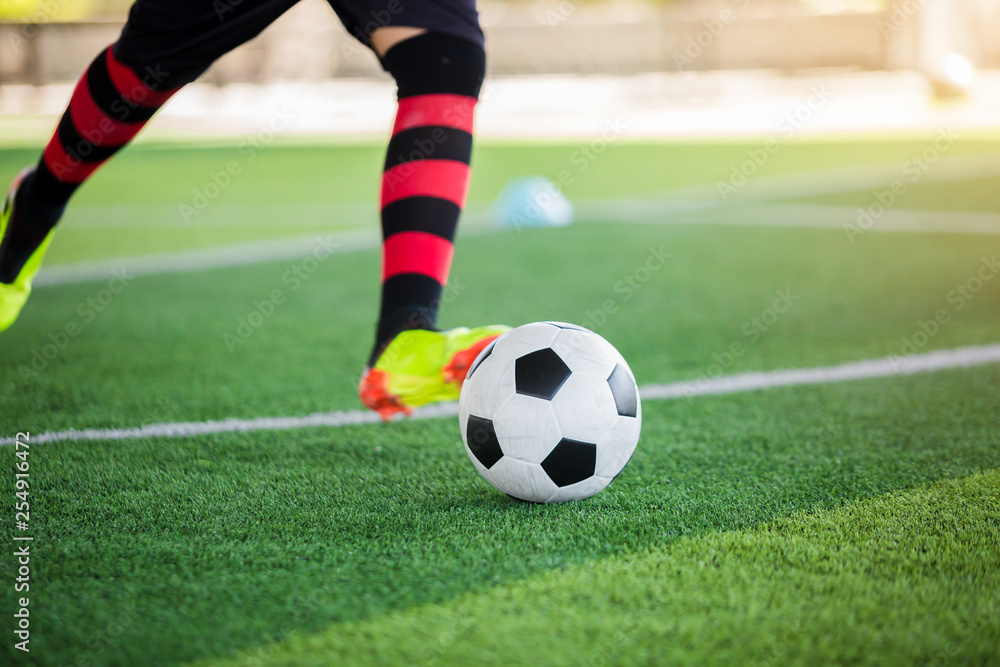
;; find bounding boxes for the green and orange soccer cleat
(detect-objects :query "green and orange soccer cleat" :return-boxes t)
[359,325,509,420]
[0,167,55,334]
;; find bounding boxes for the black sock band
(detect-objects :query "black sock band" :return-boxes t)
[381,32,486,99]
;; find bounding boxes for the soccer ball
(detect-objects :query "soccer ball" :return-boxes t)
[459,322,641,503]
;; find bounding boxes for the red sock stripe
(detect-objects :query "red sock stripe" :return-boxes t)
[42,138,102,184]
[68,76,146,146]
[380,160,471,209]
[392,94,476,135]
[381,231,454,283]
[104,47,177,107]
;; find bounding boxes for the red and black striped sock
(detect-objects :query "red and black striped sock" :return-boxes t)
[1,45,177,281]
[33,44,179,205]
[370,33,486,365]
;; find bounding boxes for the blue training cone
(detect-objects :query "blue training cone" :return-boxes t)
[492,176,574,229]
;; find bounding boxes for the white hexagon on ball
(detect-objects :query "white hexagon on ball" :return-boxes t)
[492,394,562,464]
[550,325,617,379]
[484,457,559,503]
[550,373,619,444]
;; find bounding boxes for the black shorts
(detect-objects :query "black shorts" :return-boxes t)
[114,0,483,88]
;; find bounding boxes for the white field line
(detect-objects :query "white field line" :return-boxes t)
[702,204,1000,235]
[57,154,999,230]
[34,199,1000,287]
[32,214,497,287]
[577,152,1000,222]
[576,201,1000,235]
[639,152,1000,205]
[32,228,378,287]
[3,343,999,446]
[639,343,1000,400]
[64,201,377,229]
[32,153,1000,286]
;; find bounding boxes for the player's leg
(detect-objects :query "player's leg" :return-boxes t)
[0,0,299,332]
[343,3,508,418]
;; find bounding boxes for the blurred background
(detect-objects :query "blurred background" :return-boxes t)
[2,0,998,140]
[0,0,997,280]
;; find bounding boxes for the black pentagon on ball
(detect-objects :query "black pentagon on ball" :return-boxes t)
[465,339,497,381]
[541,438,597,487]
[466,415,503,469]
[607,363,638,418]
[515,348,571,400]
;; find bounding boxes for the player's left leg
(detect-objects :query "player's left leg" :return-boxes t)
[340,3,508,418]
[0,0,302,333]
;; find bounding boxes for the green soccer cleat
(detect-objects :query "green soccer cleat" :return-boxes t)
[359,324,510,420]
[0,167,55,334]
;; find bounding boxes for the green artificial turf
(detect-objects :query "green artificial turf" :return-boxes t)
[1,140,998,666]
[2,365,999,666]
[1,137,998,264]
[784,175,1000,213]
[202,470,1000,667]
[1,220,998,434]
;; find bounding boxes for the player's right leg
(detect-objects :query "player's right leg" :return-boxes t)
[344,8,510,418]
[0,0,300,333]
